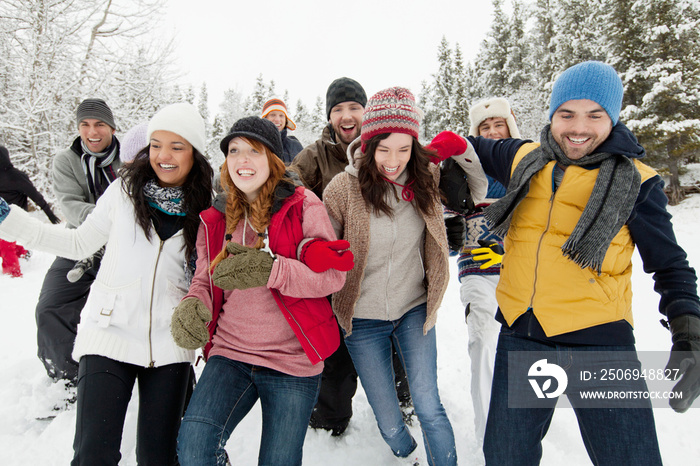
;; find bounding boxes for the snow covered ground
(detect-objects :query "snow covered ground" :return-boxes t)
[1,167,699,465]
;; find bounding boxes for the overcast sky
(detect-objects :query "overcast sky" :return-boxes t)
[164,0,498,112]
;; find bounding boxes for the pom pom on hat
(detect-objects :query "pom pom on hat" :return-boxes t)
[119,123,148,164]
[219,116,284,160]
[326,77,367,119]
[76,98,116,130]
[261,98,296,131]
[147,103,206,155]
[549,61,624,124]
[360,87,422,153]
[468,97,521,139]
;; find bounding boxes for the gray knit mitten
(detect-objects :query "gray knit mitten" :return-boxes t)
[212,242,274,290]
[66,246,105,283]
[171,297,212,350]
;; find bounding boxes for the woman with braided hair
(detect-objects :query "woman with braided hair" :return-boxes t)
[172,116,351,466]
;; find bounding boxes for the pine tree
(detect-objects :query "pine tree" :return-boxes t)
[479,0,511,95]
[623,0,700,204]
[602,0,650,109]
[418,80,438,141]
[432,36,454,132]
[292,99,317,146]
[197,82,215,161]
[451,45,470,134]
[246,74,269,114]
[311,97,326,136]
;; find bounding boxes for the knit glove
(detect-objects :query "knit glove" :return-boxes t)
[171,297,212,350]
[66,246,105,283]
[0,197,9,224]
[665,314,700,413]
[299,239,354,273]
[212,242,275,290]
[471,239,504,269]
[425,131,467,164]
[444,216,465,253]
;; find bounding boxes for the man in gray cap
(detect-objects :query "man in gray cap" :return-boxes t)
[34,98,121,390]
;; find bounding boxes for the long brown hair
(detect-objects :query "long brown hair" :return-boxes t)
[210,137,287,271]
[358,133,440,217]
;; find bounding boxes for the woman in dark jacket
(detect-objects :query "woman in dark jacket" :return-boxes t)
[0,145,59,276]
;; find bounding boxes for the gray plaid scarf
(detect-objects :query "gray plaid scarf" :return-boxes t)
[485,125,641,274]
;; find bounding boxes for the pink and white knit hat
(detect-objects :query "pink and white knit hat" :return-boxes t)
[360,87,422,152]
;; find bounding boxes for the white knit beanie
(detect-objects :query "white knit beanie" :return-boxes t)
[468,97,521,139]
[120,122,148,163]
[147,102,206,155]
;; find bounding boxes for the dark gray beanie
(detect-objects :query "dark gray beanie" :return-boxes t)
[220,117,284,160]
[76,98,116,129]
[325,77,367,119]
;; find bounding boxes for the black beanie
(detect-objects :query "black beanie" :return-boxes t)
[76,98,116,129]
[220,116,284,159]
[325,77,367,119]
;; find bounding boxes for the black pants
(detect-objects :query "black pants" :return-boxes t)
[35,257,97,382]
[71,355,191,466]
[313,323,411,427]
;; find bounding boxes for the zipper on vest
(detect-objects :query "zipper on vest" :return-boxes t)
[273,289,321,361]
[528,170,560,311]
[147,240,164,368]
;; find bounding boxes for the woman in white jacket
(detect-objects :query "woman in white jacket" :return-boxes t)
[0,102,213,465]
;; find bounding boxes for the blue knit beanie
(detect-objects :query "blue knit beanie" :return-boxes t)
[549,61,623,124]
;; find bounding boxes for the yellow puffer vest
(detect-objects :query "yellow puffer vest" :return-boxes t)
[497,143,658,336]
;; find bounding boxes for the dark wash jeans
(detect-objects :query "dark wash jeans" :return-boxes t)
[177,356,321,466]
[483,329,663,466]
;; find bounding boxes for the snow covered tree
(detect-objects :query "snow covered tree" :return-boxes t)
[210,88,245,167]
[311,97,327,136]
[477,0,511,95]
[245,74,269,114]
[450,45,470,134]
[623,0,700,204]
[292,99,316,146]
[432,37,454,132]
[418,80,438,141]
[0,0,172,198]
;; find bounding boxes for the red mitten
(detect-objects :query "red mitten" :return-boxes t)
[300,239,355,273]
[425,131,468,164]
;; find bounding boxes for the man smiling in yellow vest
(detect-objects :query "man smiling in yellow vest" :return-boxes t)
[430,61,700,465]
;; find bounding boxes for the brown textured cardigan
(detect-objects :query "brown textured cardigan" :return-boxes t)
[323,162,450,336]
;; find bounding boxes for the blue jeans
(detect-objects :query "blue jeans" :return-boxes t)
[177,356,321,466]
[483,329,663,466]
[344,304,457,466]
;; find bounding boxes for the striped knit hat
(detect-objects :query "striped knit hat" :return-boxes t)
[360,87,421,153]
[76,98,116,130]
[261,98,296,131]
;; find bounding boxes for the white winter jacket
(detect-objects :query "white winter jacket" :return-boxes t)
[0,181,194,367]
